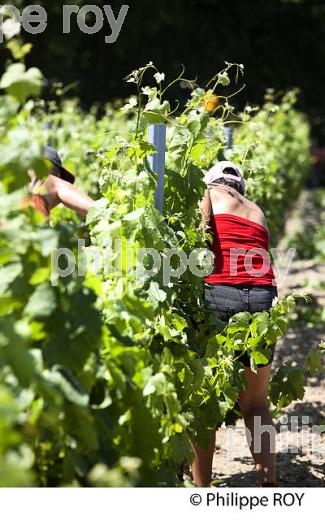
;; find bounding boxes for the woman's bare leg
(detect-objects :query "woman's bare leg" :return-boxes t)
[190,365,275,487]
[190,430,216,487]
[239,364,276,485]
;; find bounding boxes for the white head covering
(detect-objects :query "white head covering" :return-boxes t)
[203,161,246,193]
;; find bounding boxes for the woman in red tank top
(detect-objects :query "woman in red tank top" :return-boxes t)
[190,161,278,488]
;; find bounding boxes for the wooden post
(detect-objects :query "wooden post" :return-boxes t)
[148,124,167,214]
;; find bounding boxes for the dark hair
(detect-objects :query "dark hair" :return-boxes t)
[213,177,245,196]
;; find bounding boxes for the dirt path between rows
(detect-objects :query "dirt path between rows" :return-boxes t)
[209,190,325,487]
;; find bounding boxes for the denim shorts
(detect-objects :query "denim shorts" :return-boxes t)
[204,283,278,368]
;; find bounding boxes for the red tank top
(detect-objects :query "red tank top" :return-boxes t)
[21,194,50,220]
[204,214,276,286]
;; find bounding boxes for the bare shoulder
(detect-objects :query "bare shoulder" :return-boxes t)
[44,174,61,191]
[245,198,268,228]
[245,197,263,213]
[209,187,223,201]
[209,186,242,204]
[45,175,71,193]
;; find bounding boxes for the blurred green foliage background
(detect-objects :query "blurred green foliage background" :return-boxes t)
[1,0,325,141]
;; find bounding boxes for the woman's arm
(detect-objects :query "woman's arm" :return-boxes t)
[199,189,212,230]
[56,183,94,217]
[44,175,94,217]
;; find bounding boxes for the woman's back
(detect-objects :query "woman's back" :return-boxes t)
[209,185,268,231]
[205,185,275,286]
